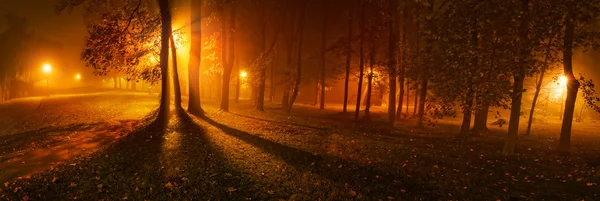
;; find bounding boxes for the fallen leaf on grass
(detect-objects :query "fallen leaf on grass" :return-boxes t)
[228,187,237,192]
[349,190,357,197]
[51,177,57,183]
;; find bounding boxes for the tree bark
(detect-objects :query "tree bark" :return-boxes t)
[236,66,240,103]
[387,0,398,125]
[503,0,530,155]
[256,3,267,111]
[413,84,419,116]
[460,19,478,136]
[188,0,204,116]
[460,77,475,136]
[287,2,308,112]
[343,11,352,113]
[220,4,236,112]
[472,101,489,135]
[364,11,375,117]
[525,51,549,135]
[354,3,365,120]
[319,0,327,110]
[559,9,580,154]
[396,9,405,119]
[157,0,172,122]
[170,34,182,110]
[406,80,410,115]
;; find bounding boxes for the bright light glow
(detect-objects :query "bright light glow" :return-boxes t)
[75,74,81,80]
[171,31,184,49]
[240,71,248,78]
[150,57,157,62]
[42,64,52,74]
[553,75,569,99]
[559,75,568,86]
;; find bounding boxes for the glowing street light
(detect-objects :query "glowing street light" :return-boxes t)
[42,63,52,74]
[240,71,248,78]
[75,74,81,80]
[42,63,52,96]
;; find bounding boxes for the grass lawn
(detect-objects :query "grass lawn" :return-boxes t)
[0,93,599,200]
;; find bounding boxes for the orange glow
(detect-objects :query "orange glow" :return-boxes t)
[75,74,81,80]
[240,71,247,78]
[553,75,568,99]
[42,64,52,74]
[558,75,568,86]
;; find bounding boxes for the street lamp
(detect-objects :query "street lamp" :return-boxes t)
[240,71,247,78]
[42,63,52,96]
[75,74,81,80]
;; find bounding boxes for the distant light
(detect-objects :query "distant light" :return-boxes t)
[559,75,568,86]
[42,64,52,74]
[150,57,157,62]
[553,75,569,99]
[240,71,247,78]
[75,74,81,80]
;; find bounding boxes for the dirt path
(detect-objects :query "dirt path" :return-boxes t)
[0,120,141,182]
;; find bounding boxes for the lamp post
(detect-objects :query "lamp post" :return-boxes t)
[42,64,52,96]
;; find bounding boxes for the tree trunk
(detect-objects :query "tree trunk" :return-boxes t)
[460,20,478,136]
[188,0,203,116]
[354,4,365,120]
[236,66,240,103]
[416,78,428,127]
[406,80,410,115]
[413,84,418,116]
[503,74,525,154]
[365,28,375,116]
[559,10,580,153]
[270,50,275,102]
[472,101,489,135]
[157,0,172,122]
[220,4,236,112]
[387,0,398,125]
[113,76,117,88]
[282,89,289,109]
[460,78,475,136]
[170,34,182,110]
[343,12,352,113]
[287,3,308,112]
[319,0,327,110]
[503,0,530,155]
[526,52,549,135]
[256,4,267,111]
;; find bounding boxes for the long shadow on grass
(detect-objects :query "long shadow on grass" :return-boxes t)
[200,115,443,199]
[3,110,262,200]
[230,112,327,131]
